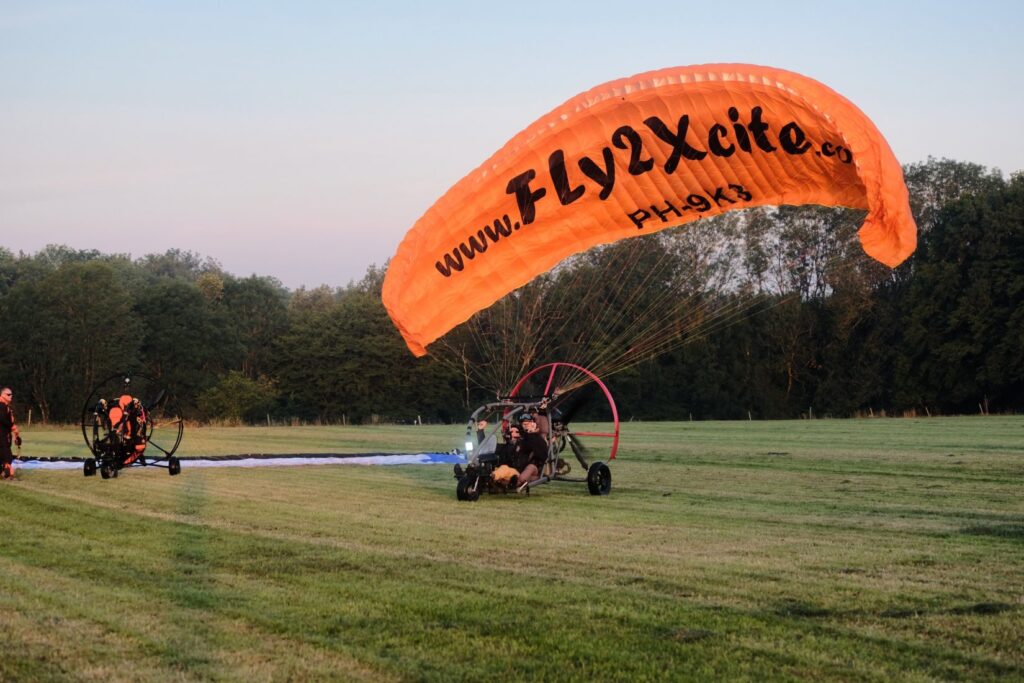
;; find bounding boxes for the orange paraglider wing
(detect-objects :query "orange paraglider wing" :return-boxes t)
[383,64,917,357]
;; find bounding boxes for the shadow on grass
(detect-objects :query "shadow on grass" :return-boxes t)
[948,602,1016,616]
[774,600,834,618]
[771,598,1016,621]
[960,523,1024,540]
[871,603,1014,619]
[668,628,715,643]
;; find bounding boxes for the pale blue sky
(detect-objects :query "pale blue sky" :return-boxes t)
[2,1,1022,288]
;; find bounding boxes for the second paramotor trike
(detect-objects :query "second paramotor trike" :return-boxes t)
[80,372,184,479]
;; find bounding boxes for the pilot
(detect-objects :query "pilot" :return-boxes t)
[456,420,524,485]
[488,422,524,490]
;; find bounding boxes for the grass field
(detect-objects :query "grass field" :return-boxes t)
[1,417,1022,681]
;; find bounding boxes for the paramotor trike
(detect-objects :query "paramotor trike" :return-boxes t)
[80,372,184,479]
[455,362,618,500]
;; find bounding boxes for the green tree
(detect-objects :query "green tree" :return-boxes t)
[197,371,278,423]
[134,280,242,413]
[895,173,1022,412]
[0,261,141,422]
[903,157,1006,235]
[136,249,222,283]
[274,267,462,423]
[222,275,289,379]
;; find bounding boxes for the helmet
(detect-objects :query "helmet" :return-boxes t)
[519,413,536,423]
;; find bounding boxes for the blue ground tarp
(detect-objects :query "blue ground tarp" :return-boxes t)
[14,452,467,470]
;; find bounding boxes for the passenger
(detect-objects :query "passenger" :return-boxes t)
[515,413,549,489]
[535,397,553,441]
[538,397,571,475]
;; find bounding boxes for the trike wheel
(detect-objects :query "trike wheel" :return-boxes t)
[456,474,480,502]
[587,462,612,496]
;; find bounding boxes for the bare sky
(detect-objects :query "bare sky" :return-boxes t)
[2,0,1022,289]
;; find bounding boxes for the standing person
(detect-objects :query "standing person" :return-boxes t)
[0,387,21,480]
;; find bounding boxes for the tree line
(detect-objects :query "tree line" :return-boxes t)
[0,158,1020,424]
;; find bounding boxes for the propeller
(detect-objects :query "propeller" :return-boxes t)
[144,388,167,412]
[550,383,597,426]
[565,432,591,471]
[548,384,601,472]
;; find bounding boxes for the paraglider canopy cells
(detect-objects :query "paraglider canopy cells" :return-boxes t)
[382,63,917,357]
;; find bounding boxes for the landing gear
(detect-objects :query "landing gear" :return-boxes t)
[456,474,481,501]
[587,462,612,496]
